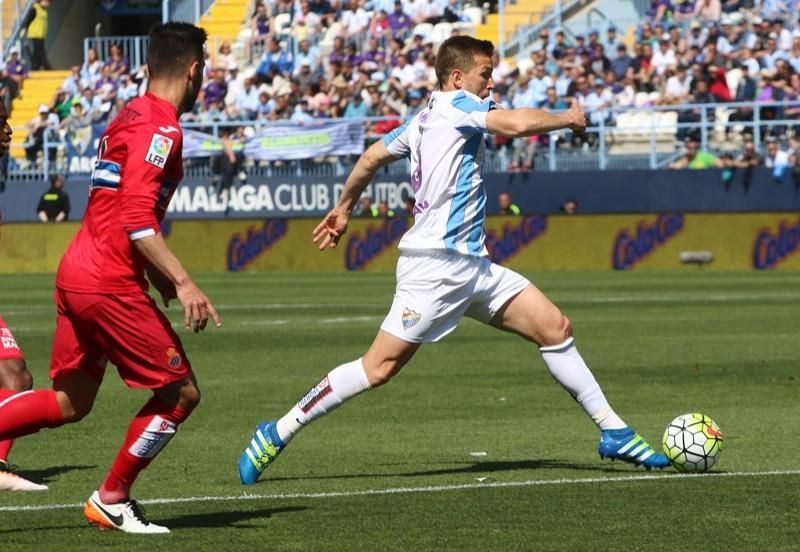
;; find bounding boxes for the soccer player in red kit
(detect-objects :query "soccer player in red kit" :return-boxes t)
[0,23,220,533]
[0,100,47,492]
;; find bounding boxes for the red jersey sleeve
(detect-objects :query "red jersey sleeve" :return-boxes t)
[119,125,183,241]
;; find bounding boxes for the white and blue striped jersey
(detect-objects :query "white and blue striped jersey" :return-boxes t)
[383,89,494,257]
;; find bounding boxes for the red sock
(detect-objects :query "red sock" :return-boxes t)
[100,397,190,503]
[0,389,64,442]
[0,389,15,461]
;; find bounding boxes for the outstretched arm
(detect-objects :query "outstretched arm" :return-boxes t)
[486,105,587,138]
[313,140,398,250]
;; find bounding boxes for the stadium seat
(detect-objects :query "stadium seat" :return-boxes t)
[273,13,292,36]
[462,6,483,25]
[431,22,454,45]
[516,57,534,76]
[411,23,434,40]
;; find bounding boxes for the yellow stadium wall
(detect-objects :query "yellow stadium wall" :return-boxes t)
[2,213,799,273]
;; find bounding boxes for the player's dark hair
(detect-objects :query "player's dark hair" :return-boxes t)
[147,22,207,79]
[434,35,494,88]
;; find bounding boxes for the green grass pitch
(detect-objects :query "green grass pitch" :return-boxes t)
[1,271,798,550]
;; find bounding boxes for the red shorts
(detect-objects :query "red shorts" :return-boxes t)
[0,315,25,361]
[50,288,192,389]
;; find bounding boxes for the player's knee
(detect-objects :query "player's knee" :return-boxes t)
[538,313,573,347]
[0,359,33,391]
[178,384,201,411]
[56,391,93,423]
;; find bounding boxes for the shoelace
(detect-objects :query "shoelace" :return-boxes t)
[0,460,19,473]
[125,499,151,525]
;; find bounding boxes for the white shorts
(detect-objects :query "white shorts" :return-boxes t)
[380,250,530,343]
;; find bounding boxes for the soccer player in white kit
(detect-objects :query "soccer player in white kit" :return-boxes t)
[239,35,669,484]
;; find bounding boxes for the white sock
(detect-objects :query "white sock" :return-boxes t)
[539,337,627,431]
[276,358,372,443]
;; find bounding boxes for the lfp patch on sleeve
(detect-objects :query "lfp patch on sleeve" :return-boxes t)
[145,133,174,169]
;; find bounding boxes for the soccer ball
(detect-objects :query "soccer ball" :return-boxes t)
[662,413,724,472]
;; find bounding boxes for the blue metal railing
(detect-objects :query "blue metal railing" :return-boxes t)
[84,36,150,73]
[9,101,799,179]
[163,0,215,24]
[2,0,34,60]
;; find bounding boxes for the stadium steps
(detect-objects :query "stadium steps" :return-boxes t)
[199,0,249,44]
[475,0,554,42]
[8,70,70,161]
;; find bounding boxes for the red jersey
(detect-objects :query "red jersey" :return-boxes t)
[0,315,24,361]
[56,92,184,294]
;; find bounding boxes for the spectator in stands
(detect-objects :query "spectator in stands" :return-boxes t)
[611,44,633,80]
[268,87,293,120]
[236,70,260,120]
[212,126,245,193]
[23,104,59,163]
[605,25,622,55]
[377,201,396,218]
[342,0,370,35]
[61,65,83,97]
[387,0,413,37]
[203,68,228,109]
[731,139,762,188]
[51,89,73,120]
[369,9,392,36]
[560,199,579,214]
[693,0,721,21]
[760,33,789,70]
[344,89,369,118]
[357,196,378,217]
[60,98,95,131]
[652,34,678,75]
[117,73,139,102]
[708,66,732,101]
[443,0,463,23]
[5,48,29,87]
[216,42,238,71]
[663,64,692,103]
[81,47,102,88]
[23,0,51,70]
[498,192,521,216]
[257,37,294,79]
[252,2,271,37]
[36,174,69,222]
[669,138,724,168]
[105,43,129,79]
[646,0,672,21]
[764,139,790,168]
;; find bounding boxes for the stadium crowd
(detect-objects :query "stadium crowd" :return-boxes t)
[4,0,800,174]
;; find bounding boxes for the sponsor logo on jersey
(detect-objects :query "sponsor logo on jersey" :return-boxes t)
[145,133,174,169]
[752,218,800,270]
[1,328,20,351]
[401,307,421,330]
[486,215,548,265]
[345,217,409,271]
[612,214,684,270]
[166,346,182,368]
[298,376,333,413]
[158,125,180,134]
[227,219,289,272]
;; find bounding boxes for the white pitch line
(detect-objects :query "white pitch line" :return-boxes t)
[1,469,798,513]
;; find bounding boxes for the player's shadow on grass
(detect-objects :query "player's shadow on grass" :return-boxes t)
[18,464,96,483]
[164,505,307,529]
[268,458,626,482]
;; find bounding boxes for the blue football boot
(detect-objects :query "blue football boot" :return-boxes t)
[239,421,286,485]
[598,427,670,470]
